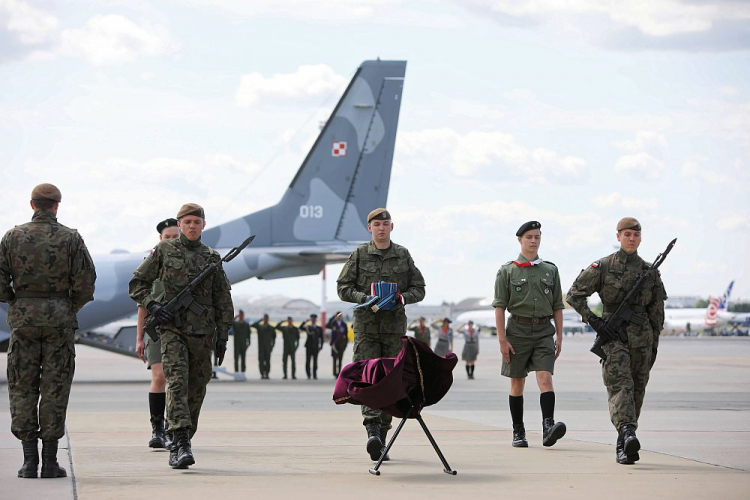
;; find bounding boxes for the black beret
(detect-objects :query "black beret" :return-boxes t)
[516,221,541,237]
[156,218,178,234]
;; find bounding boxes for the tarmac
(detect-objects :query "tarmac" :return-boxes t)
[1,334,749,500]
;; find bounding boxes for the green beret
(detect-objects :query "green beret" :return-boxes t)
[367,208,391,223]
[177,203,205,219]
[617,217,641,232]
[31,183,62,203]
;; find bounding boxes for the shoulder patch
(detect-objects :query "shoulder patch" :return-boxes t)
[590,262,599,268]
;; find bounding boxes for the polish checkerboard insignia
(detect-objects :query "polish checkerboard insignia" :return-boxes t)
[332,141,347,157]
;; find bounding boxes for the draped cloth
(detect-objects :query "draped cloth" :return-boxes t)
[333,337,458,418]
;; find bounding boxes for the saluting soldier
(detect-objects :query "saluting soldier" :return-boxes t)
[275,317,300,379]
[301,313,323,380]
[232,310,251,374]
[337,208,426,461]
[566,217,667,465]
[252,314,276,379]
[493,221,566,448]
[0,183,96,479]
[135,217,179,450]
[129,203,233,470]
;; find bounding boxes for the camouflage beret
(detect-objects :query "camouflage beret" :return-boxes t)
[176,203,205,220]
[516,220,541,237]
[31,183,62,203]
[617,217,641,232]
[156,218,178,234]
[367,208,391,223]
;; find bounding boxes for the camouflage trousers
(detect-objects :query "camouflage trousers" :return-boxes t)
[352,332,403,430]
[601,341,651,431]
[7,326,76,442]
[161,331,213,436]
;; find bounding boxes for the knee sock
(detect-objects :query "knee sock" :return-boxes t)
[540,391,555,420]
[149,392,166,417]
[509,395,524,425]
[469,365,475,376]
[466,365,471,376]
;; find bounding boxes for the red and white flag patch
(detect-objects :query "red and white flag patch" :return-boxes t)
[332,141,347,157]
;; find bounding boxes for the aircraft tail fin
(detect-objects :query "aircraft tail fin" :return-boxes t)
[718,280,734,311]
[203,59,407,249]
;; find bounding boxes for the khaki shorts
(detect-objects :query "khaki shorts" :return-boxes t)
[501,320,555,378]
[145,336,163,369]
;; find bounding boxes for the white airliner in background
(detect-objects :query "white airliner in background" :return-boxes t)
[663,281,748,332]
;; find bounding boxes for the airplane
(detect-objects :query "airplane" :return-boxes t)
[663,280,748,332]
[455,307,588,335]
[0,59,407,355]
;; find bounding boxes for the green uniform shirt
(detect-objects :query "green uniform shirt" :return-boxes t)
[337,240,426,335]
[232,320,251,350]
[409,325,431,344]
[492,254,564,318]
[275,322,300,348]
[129,233,234,340]
[0,210,96,328]
[252,321,276,348]
[566,249,667,348]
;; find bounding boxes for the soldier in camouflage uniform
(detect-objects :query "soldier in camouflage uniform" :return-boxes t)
[493,221,566,449]
[275,317,300,379]
[566,217,666,465]
[0,183,96,479]
[129,203,233,469]
[232,310,251,374]
[135,217,179,450]
[337,208,426,461]
[252,314,276,379]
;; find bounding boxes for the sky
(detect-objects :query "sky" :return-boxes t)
[1,0,749,307]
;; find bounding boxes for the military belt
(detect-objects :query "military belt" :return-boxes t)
[511,315,553,324]
[14,290,69,299]
[603,304,646,313]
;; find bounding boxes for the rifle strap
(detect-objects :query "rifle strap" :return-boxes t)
[164,293,214,306]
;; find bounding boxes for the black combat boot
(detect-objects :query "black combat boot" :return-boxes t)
[542,417,567,447]
[18,440,38,478]
[365,422,383,461]
[40,440,67,478]
[512,423,528,448]
[615,433,634,464]
[149,415,167,449]
[171,429,195,469]
[379,428,390,462]
[620,425,640,463]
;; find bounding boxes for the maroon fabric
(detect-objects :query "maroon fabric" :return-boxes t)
[333,337,458,418]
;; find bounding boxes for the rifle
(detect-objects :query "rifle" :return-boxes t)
[144,235,255,341]
[591,238,676,360]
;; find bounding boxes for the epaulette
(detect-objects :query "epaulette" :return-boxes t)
[502,261,513,266]
[544,261,556,267]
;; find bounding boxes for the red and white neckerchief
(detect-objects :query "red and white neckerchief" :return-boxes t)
[513,258,543,268]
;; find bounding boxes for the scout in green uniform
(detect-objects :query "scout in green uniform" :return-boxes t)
[135,217,179,450]
[232,310,251,374]
[492,221,566,448]
[566,217,667,465]
[408,317,431,345]
[275,317,300,379]
[0,183,96,479]
[129,203,234,469]
[252,314,276,379]
[337,208,426,461]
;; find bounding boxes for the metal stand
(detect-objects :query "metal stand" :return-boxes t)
[368,406,457,476]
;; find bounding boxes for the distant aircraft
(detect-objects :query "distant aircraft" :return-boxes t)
[663,281,745,332]
[455,307,588,335]
[0,59,407,354]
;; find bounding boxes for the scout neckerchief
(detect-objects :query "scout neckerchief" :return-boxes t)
[513,257,543,267]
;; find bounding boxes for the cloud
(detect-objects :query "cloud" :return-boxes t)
[398,127,587,180]
[60,14,177,65]
[235,64,347,107]
[462,0,750,51]
[614,131,668,154]
[612,131,669,179]
[717,215,747,230]
[590,192,658,210]
[1,0,58,44]
[614,152,666,179]
[680,157,729,184]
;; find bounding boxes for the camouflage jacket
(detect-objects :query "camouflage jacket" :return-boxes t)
[0,210,96,328]
[337,240,426,335]
[128,233,233,340]
[566,249,667,348]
